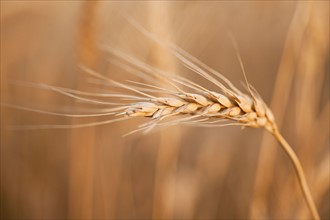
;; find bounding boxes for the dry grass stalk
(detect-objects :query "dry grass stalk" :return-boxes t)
[6,22,320,220]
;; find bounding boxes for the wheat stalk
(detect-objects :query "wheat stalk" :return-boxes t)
[6,25,320,220]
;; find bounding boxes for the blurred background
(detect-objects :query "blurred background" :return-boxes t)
[1,1,329,219]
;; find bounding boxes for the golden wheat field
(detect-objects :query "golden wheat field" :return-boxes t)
[1,1,329,220]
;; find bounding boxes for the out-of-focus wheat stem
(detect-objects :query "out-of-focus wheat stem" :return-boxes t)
[271,128,320,220]
[250,2,314,218]
[146,2,181,219]
[68,1,99,219]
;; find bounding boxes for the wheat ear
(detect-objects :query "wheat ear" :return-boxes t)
[6,35,320,220]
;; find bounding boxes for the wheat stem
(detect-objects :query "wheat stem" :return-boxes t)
[271,128,320,220]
